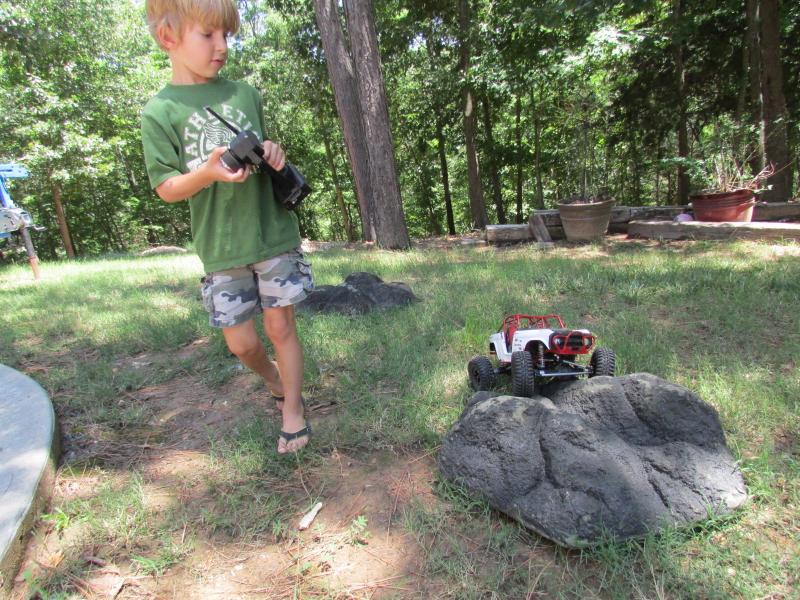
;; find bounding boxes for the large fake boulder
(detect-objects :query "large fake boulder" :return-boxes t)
[438,373,747,547]
[299,272,419,315]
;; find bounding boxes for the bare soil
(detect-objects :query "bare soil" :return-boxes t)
[11,339,445,600]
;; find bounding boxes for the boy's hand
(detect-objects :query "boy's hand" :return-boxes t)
[204,146,251,183]
[154,147,249,203]
[262,141,286,172]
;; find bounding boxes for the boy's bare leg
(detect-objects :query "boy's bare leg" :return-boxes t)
[222,320,284,398]
[263,305,309,453]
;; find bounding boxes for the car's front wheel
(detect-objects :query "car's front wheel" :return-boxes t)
[511,350,536,397]
[590,347,616,377]
[468,355,496,391]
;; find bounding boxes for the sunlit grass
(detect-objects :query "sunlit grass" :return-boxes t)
[2,238,798,598]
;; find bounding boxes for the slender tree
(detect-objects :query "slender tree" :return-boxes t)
[514,92,524,222]
[436,116,457,235]
[458,0,489,229]
[481,95,506,224]
[49,180,76,258]
[673,0,690,205]
[745,0,763,174]
[758,0,792,200]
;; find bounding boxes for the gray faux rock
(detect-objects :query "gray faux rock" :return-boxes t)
[299,272,419,315]
[438,374,747,547]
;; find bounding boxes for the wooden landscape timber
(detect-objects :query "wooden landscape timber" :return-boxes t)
[485,203,800,243]
[528,213,554,244]
[485,224,534,243]
[753,202,800,220]
[627,220,800,242]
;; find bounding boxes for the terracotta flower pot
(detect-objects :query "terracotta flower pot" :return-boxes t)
[690,189,756,222]
[557,198,615,241]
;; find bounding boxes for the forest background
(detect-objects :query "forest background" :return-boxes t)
[0,0,798,260]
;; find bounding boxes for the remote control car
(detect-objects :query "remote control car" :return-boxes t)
[468,313,615,397]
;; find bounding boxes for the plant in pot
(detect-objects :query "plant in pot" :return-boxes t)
[690,154,774,223]
[557,192,615,242]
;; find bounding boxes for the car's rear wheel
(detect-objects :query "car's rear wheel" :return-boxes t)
[511,350,536,397]
[590,347,616,377]
[468,355,496,391]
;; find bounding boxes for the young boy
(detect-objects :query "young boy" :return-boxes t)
[141,0,313,453]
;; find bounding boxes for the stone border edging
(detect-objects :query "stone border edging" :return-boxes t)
[0,365,59,593]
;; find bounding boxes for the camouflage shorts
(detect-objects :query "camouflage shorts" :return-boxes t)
[200,248,314,328]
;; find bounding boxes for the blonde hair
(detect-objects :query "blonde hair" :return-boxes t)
[146,0,240,45]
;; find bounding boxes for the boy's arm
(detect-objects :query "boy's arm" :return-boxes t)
[155,147,250,203]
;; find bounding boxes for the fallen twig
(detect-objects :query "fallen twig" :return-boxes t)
[407,446,440,464]
[347,573,411,591]
[299,501,324,530]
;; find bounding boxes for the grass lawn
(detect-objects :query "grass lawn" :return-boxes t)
[1,237,798,599]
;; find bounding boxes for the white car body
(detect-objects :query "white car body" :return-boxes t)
[490,328,593,364]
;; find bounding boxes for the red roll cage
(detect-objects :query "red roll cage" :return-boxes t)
[501,314,595,355]
[501,314,566,346]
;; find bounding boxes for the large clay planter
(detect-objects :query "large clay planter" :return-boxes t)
[690,189,756,222]
[557,199,615,241]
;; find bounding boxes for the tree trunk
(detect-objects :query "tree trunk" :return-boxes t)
[436,115,456,235]
[745,0,763,174]
[531,90,544,210]
[50,180,75,258]
[420,158,441,236]
[758,0,792,201]
[458,0,488,229]
[673,0,690,205]
[344,0,410,248]
[426,33,456,235]
[321,124,355,242]
[514,92,524,223]
[481,96,506,224]
[655,134,664,204]
[313,0,374,241]
[630,133,641,203]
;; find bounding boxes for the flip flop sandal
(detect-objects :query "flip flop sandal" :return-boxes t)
[279,421,312,452]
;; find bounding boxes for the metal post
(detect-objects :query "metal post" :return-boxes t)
[18,224,40,280]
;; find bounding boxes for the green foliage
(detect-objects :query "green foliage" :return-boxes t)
[0,0,186,260]
[347,515,369,546]
[1,0,798,257]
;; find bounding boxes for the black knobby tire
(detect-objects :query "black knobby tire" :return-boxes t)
[511,350,537,397]
[590,347,616,377]
[468,355,496,391]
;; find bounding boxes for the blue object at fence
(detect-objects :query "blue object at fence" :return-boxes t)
[0,162,41,278]
[1,163,32,238]
[1,163,29,206]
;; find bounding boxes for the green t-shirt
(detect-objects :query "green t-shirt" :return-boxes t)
[140,78,301,272]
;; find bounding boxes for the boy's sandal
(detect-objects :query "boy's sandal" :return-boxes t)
[279,421,312,452]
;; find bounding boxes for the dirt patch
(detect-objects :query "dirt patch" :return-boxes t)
[12,362,443,599]
[149,451,438,599]
[774,426,799,456]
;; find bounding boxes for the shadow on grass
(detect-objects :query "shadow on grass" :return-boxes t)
[3,242,799,598]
